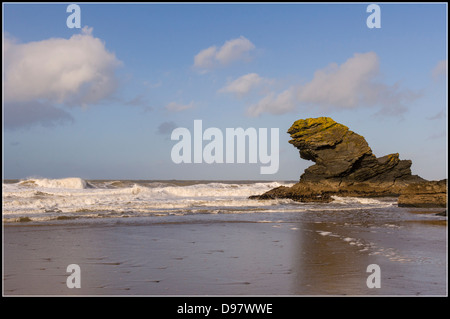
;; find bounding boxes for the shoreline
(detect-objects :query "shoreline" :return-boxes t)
[3,210,446,296]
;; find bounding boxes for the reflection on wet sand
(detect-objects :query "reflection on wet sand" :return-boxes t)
[291,210,446,295]
[3,209,446,295]
[292,221,378,295]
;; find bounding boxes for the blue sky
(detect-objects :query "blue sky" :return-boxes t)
[3,3,447,181]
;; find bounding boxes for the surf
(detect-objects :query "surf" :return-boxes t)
[18,177,91,189]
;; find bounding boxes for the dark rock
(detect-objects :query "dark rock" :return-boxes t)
[287,117,423,183]
[398,179,447,208]
[249,185,333,203]
[250,117,444,203]
[435,210,447,216]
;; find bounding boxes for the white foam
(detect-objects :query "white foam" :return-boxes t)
[331,196,393,206]
[19,177,88,189]
[152,182,291,198]
[3,178,397,223]
[2,180,296,221]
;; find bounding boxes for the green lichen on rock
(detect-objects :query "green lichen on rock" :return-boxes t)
[250,117,428,203]
[288,117,347,149]
[288,117,340,137]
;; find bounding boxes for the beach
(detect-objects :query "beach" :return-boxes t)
[3,179,447,296]
[4,1,447,301]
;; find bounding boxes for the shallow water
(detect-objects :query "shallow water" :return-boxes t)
[2,178,447,295]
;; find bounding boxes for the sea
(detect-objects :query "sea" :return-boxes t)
[2,177,410,225]
[2,177,447,295]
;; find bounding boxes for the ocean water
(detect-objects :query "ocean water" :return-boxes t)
[3,177,447,227]
[3,177,447,295]
[3,177,405,225]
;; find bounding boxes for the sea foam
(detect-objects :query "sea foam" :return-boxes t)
[3,178,395,223]
[19,177,88,189]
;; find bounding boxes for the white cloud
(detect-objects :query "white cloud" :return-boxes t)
[297,52,379,109]
[247,87,296,117]
[218,73,268,97]
[193,36,255,71]
[3,28,121,129]
[165,101,194,112]
[432,59,447,81]
[194,46,218,70]
[4,28,121,106]
[215,36,255,65]
[246,52,418,117]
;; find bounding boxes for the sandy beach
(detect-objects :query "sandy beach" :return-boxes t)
[4,2,447,304]
[3,212,446,296]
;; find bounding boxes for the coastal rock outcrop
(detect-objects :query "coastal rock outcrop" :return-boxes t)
[287,117,421,184]
[250,117,446,204]
[398,179,447,208]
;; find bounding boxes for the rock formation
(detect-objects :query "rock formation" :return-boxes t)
[287,117,422,184]
[398,179,447,208]
[250,117,446,206]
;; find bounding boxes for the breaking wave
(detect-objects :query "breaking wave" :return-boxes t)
[18,177,90,189]
[2,178,396,223]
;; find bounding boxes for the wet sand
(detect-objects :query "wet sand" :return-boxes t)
[3,215,446,296]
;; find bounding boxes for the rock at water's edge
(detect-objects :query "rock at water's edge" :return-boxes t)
[287,117,422,183]
[398,179,447,208]
[250,117,445,205]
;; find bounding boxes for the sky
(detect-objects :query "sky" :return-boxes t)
[2,2,448,181]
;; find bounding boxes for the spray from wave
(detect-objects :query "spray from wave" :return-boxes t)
[18,177,92,189]
[2,177,395,223]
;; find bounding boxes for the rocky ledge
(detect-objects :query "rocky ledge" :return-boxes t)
[398,179,447,208]
[250,117,447,207]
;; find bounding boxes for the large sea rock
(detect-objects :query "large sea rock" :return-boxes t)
[250,117,446,206]
[287,117,421,183]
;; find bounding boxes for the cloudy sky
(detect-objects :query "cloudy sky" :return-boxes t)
[3,3,447,180]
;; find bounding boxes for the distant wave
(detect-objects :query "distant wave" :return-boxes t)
[126,181,290,198]
[18,177,92,189]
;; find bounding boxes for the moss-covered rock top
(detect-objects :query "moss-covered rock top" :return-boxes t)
[288,117,341,136]
[288,117,350,149]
